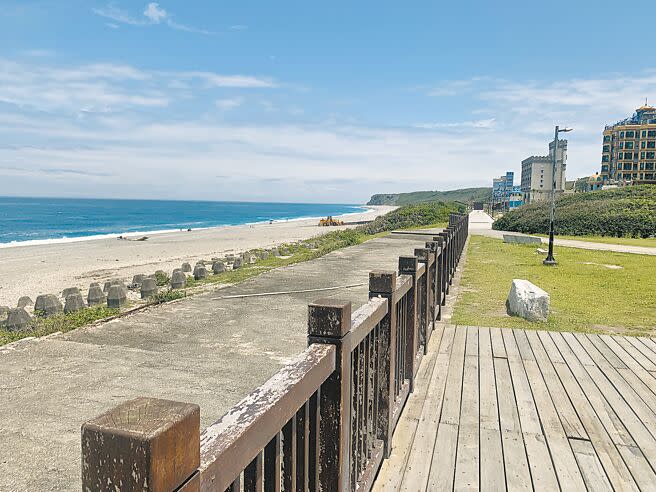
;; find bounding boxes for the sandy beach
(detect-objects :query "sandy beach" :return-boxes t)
[0,205,394,307]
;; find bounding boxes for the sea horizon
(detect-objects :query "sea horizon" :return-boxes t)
[0,196,368,248]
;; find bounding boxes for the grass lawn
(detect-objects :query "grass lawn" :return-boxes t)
[537,234,656,248]
[452,235,656,335]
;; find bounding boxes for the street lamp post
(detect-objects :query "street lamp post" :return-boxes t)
[543,125,573,266]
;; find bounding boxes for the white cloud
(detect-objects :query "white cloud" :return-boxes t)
[414,118,496,130]
[0,58,278,114]
[215,97,244,110]
[93,2,213,34]
[143,2,167,23]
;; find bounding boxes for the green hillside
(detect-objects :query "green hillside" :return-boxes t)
[493,185,656,238]
[367,187,492,206]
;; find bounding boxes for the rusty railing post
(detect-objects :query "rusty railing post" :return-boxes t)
[368,271,396,457]
[398,256,418,391]
[81,397,200,492]
[307,299,352,492]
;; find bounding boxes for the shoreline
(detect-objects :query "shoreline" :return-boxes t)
[0,206,372,250]
[0,205,394,307]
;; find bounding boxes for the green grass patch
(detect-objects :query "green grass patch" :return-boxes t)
[535,234,656,248]
[452,235,656,335]
[148,289,187,304]
[0,306,120,346]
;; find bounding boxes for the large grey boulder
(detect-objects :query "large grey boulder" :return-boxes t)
[34,294,63,317]
[5,308,32,332]
[506,279,550,322]
[194,264,208,280]
[212,261,226,274]
[107,285,127,308]
[232,257,243,269]
[171,270,187,289]
[503,234,542,245]
[87,285,106,307]
[181,262,192,273]
[140,278,158,299]
[62,287,80,298]
[64,293,86,313]
[17,296,33,308]
[270,248,280,257]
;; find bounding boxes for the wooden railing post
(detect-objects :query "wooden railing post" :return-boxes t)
[369,271,396,457]
[437,232,450,295]
[414,247,432,354]
[307,299,352,492]
[398,256,418,392]
[81,397,200,492]
[425,240,440,322]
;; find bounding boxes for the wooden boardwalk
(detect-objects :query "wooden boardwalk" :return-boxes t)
[373,324,656,491]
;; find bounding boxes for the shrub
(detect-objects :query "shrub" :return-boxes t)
[357,201,465,235]
[154,271,170,286]
[149,290,186,304]
[493,185,656,238]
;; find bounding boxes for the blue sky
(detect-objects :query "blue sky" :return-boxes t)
[2,1,656,203]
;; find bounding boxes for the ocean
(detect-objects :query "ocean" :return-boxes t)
[0,197,365,247]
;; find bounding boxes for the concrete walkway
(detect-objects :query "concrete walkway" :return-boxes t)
[469,210,656,256]
[0,233,431,491]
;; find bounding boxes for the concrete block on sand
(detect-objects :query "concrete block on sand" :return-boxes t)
[140,278,157,299]
[171,270,187,289]
[232,257,243,269]
[34,294,63,317]
[181,262,192,273]
[212,261,226,274]
[107,285,127,309]
[5,308,32,332]
[87,285,106,307]
[17,296,33,309]
[62,287,80,298]
[64,293,86,314]
[503,234,542,245]
[506,279,550,322]
[131,274,146,286]
[193,264,208,280]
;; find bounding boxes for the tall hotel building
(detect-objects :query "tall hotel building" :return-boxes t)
[601,103,656,183]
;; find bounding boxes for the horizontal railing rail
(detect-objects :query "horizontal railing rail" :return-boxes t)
[80,213,469,492]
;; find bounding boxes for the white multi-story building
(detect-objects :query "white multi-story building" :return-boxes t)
[521,139,567,203]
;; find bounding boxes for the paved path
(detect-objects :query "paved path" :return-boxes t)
[469,210,656,256]
[374,323,656,491]
[0,233,432,491]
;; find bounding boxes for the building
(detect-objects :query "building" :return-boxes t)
[574,173,603,192]
[492,171,523,211]
[521,139,567,203]
[600,103,656,184]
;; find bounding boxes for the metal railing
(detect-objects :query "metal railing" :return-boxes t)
[80,213,469,492]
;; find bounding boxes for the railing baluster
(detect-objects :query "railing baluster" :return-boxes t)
[283,418,296,492]
[308,390,319,491]
[245,451,264,492]
[399,256,419,391]
[264,433,281,492]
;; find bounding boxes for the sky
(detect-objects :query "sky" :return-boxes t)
[2,1,656,203]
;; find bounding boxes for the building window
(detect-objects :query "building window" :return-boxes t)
[648,141,656,149]
[626,131,635,138]
[649,130,656,137]
[647,152,655,159]
[620,131,625,138]
[624,163,632,170]
[619,142,624,149]
[642,131,647,138]
[625,141,634,149]
[602,155,609,162]
[646,163,655,170]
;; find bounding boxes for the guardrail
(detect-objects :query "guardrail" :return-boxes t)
[80,213,469,492]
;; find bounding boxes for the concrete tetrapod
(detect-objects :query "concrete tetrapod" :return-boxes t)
[107,285,127,309]
[34,294,63,317]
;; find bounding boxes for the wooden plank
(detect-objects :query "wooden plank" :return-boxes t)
[562,334,656,469]
[587,334,627,369]
[478,327,505,490]
[574,334,656,440]
[494,357,532,491]
[625,336,656,364]
[598,335,656,400]
[503,330,559,490]
[521,356,586,490]
[513,329,535,361]
[637,336,656,354]
[549,332,649,490]
[490,327,507,359]
[569,439,613,492]
[612,335,656,372]
[398,326,455,491]
[454,327,479,490]
[426,326,467,490]
[525,331,587,440]
[372,323,447,491]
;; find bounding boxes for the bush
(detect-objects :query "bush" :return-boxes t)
[357,201,465,235]
[154,271,170,286]
[149,290,186,304]
[493,185,656,238]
